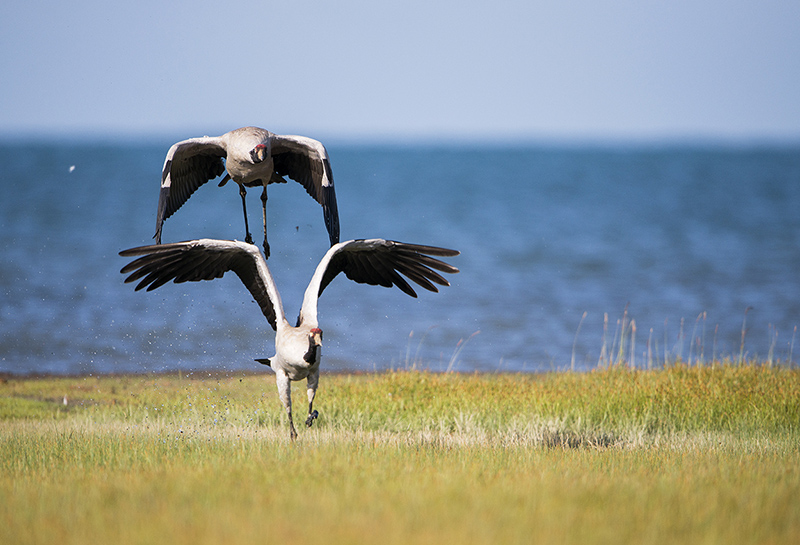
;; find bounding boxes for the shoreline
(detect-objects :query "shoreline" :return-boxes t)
[2,358,796,382]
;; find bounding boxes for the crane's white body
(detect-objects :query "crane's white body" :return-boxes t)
[155,127,339,256]
[120,238,459,439]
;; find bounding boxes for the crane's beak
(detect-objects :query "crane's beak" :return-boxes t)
[303,328,323,364]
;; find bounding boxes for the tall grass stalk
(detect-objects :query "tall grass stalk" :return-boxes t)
[688,313,700,366]
[571,311,587,371]
[404,326,438,370]
[611,322,620,366]
[740,306,752,364]
[617,304,629,366]
[768,324,777,368]
[445,330,479,373]
[598,312,609,367]
[700,311,707,364]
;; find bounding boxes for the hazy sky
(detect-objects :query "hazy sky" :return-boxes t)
[2,0,799,142]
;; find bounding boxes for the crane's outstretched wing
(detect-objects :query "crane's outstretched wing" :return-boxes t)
[120,239,282,330]
[270,135,339,247]
[155,137,227,243]
[297,239,459,326]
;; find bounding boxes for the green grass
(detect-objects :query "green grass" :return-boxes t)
[1,364,799,544]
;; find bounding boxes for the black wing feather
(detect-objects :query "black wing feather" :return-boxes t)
[392,253,451,287]
[272,143,340,246]
[120,240,278,330]
[317,239,459,299]
[164,153,225,220]
[155,141,226,243]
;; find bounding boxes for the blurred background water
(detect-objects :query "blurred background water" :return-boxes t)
[1,139,798,375]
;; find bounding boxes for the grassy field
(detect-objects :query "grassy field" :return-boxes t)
[2,364,799,544]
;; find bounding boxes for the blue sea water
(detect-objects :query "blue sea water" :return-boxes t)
[1,139,799,375]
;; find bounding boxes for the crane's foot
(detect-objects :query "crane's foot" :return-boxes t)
[262,239,270,259]
[305,410,319,428]
[244,233,254,245]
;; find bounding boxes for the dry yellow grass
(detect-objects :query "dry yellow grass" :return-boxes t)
[2,364,799,545]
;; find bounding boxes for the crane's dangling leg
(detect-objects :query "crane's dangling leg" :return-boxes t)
[238,183,254,245]
[305,369,319,427]
[260,184,270,258]
[276,371,297,440]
